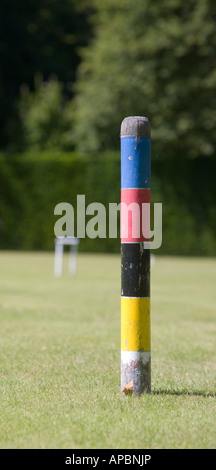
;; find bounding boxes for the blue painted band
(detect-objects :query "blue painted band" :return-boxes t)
[121,136,151,189]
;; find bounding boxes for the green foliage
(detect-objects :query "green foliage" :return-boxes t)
[0,151,215,255]
[19,77,74,150]
[0,0,93,149]
[73,0,216,156]
[1,0,216,157]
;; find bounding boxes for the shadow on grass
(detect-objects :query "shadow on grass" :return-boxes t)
[153,389,215,397]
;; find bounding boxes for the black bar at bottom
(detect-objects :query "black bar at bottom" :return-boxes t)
[0,449,212,468]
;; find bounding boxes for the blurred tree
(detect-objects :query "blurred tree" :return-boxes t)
[73,0,216,157]
[0,0,93,150]
[20,77,66,150]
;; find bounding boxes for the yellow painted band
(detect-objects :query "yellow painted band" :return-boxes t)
[121,297,150,351]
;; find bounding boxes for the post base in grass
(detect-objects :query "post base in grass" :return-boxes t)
[121,351,151,395]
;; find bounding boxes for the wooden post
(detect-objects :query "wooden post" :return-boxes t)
[120,116,151,395]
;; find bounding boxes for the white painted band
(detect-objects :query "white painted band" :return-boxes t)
[121,350,151,366]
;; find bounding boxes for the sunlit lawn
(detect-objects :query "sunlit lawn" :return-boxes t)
[0,251,215,449]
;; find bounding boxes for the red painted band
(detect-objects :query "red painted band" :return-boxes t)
[121,189,151,243]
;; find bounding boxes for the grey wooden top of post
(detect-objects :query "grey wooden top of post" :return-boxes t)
[120,116,151,137]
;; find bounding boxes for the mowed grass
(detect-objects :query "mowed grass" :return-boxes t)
[0,251,215,449]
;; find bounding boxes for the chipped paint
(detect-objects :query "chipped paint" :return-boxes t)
[121,351,151,395]
[123,379,134,395]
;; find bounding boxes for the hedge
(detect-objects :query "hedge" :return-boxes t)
[0,151,215,255]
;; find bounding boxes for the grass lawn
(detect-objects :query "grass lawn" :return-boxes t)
[0,251,215,449]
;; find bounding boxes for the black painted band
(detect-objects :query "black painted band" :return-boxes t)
[121,243,150,298]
